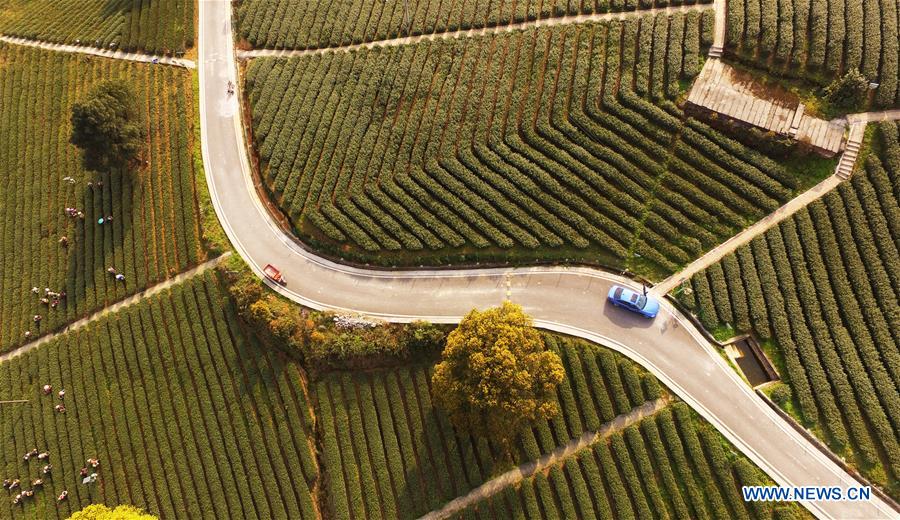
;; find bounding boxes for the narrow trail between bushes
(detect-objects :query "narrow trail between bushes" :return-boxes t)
[0,34,197,68]
[199,1,898,517]
[236,3,711,59]
[419,396,673,520]
[0,253,230,364]
[846,109,900,123]
[650,173,845,296]
[710,0,725,51]
[651,121,869,296]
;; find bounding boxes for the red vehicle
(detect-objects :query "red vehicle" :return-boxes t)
[263,264,286,285]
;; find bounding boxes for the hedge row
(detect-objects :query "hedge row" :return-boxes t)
[0,273,319,519]
[0,44,204,354]
[312,334,662,518]
[0,0,193,54]
[676,122,900,493]
[236,0,714,50]
[726,0,899,106]
[451,403,800,519]
[245,13,803,276]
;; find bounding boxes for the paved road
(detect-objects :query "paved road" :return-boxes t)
[198,1,898,517]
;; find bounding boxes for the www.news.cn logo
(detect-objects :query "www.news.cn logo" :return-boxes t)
[742,486,872,502]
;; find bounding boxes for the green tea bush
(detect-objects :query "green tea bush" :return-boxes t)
[674,122,900,493]
[0,0,193,54]
[726,0,898,107]
[244,13,803,277]
[0,44,204,354]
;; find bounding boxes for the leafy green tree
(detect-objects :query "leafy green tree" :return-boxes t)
[432,301,564,450]
[401,321,446,352]
[67,504,157,520]
[823,69,869,110]
[70,80,145,171]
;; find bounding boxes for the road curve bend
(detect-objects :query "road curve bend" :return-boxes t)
[197,2,897,518]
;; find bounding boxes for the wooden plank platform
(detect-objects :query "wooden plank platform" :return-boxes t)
[687,59,845,155]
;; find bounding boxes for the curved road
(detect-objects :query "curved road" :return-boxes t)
[198,2,897,518]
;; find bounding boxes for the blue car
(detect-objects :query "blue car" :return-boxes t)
[607,285,660,318]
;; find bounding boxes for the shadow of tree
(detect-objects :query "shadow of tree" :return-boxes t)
[64,169,134,324]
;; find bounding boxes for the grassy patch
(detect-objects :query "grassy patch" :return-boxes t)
[192,72,230,255]
[780,153,838,189]
[711,324,736,342]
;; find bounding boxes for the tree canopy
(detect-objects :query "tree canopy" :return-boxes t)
[431,301,564,449]
[823,69,870,110]
[67,504,157,520]
[70,79,145,172]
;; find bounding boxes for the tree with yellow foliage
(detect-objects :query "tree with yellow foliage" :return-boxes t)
[67,504,157,520]
[431,301,564,452]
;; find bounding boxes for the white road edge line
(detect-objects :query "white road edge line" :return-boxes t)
[196,2,900,518]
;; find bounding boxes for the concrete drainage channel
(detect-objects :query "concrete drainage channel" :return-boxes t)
[721,334,780,388]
